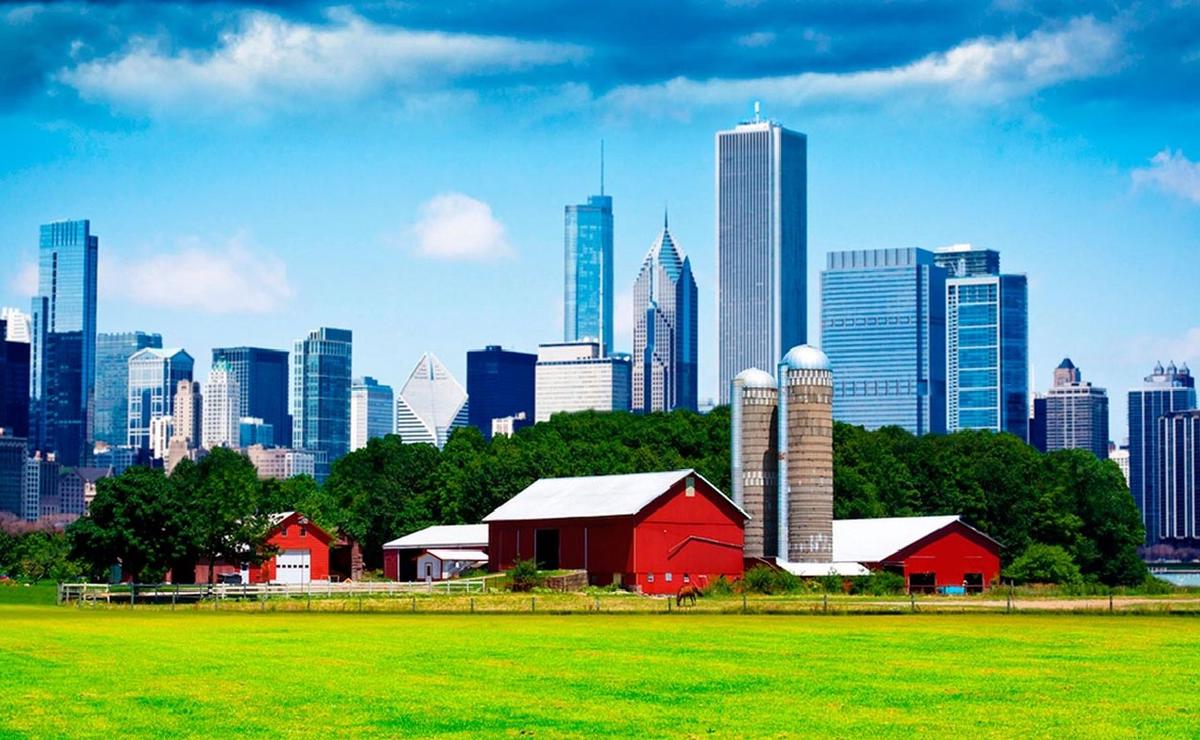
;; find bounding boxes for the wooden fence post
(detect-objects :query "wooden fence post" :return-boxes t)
[411,596,416,613]
[823,594,828,614]
[531,597,536,613]
[742,592,747,614]
[470,597,475,614]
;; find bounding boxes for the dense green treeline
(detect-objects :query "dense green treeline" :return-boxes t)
[0,409,1146,586]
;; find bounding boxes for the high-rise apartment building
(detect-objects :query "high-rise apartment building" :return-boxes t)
[820,248,947,435]
[564,191,614,354]
[350,376,394,451]
[246,445,316,481]
[937,245,1028,441]
[126,348,193,456]
[632,217,698,413]
[1043,358,1109,458]
[716,110,807,403]
[29,220,98,466]
[290,328,352,461]
[211,347,292,448]
[23,453,58,521]
[0,318,30,437]
[0,430,26,518]
[94,331,162,445]
[466,345,536,440]
[202,361,240,450]
[1160,410,1200,547]
[394,354,468,449]
[171,380,202,448]
[1129,362,1196,545]
[534,341,631,422]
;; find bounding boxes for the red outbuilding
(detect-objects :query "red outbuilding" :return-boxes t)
[194,511,332,585]
[483,469,748,595]
[832,515,1002,592]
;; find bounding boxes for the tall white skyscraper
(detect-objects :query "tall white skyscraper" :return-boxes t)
[171,379,202,448]
[632,215,698,413]
[535,341,631,422]
[202,361,240,450]
[716,108,807,403]
[350,376,394,451]
[393,354,468,449]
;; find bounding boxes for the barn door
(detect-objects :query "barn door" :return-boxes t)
[535,529,559,570]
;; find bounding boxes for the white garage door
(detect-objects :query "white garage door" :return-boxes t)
[276,549,311,584]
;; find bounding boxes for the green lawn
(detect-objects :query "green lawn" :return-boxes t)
[1,603,1198,737]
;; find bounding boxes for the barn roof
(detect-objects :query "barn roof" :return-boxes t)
[483,469,747,523]
[383,524,489,550]
[833,515,997,563]
[424,549,488,562]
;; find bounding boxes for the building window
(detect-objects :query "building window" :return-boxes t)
[647,572,654,583]
[280,527,288,536]
[686,476,695,497]
[300,525,307,537]
[665,572,673,582]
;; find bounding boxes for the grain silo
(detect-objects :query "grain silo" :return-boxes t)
[730,368,779,559]
[777,345,834,563]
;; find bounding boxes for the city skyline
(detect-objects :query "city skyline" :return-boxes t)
[0,2,1197,443]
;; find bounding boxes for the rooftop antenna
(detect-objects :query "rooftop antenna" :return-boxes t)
[600,139,605,196]
[754,100,761,122]
[663,203,669,230]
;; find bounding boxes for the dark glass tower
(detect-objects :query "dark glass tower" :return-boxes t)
[29,220,98,466]
[94,331,162,445]
[1129,362,1195,546]
[0,320,30,437]
[466,345,536,439]
[211,347,292,447]
[291,328,352,461]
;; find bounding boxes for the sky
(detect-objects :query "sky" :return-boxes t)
[1,0,1198,442]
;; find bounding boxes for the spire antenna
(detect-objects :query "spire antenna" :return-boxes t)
[663,203,669,230]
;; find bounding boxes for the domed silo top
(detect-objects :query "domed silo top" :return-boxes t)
[780,344,830,371]
[734,367,777,388]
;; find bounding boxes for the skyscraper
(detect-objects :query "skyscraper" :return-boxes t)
[290,328,352,461]
[564,188,614,354]
[202,361,240,450]
[534,341,631,422]
[126,348,193,456]
[0,430,26,518]
[29,220,99,466]
[94,331,162,445]
[0,319,30,437]
[172,380,202,448]
[350,376,394,451]
[716,109,807,404]
[211,347,292,448]
[466,345,536,440]
[938,245,1028,441]
[1,308,31,343]
[1160,410,1200,547]
[1129,362,1196,545]
[820,248,947,435]
[1043,358,1109,459]
[632,215,699,413]
[394,354,468,449]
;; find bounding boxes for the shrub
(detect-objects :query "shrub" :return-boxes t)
[507,557,540,592]
[1004,544,1082,585]
[818,572,845,594]
[742,565,800,595]
[706,576,735,596]
[848,571,906,595]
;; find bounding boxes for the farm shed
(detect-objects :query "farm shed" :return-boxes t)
[195,511,332,585]
[483,469,748,595]
[832,515,1001,592]
[416,549,489,580]
[382,524,489,581]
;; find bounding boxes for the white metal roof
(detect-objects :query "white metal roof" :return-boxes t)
[833,515,974,563]
[423,549,489,562]
[779,561,870,577]
[383,524,489,550]
[483,469,746,522]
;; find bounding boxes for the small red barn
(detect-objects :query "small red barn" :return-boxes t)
[833,515,1001,592]
[194,511,332,584]
[484,469,748,595]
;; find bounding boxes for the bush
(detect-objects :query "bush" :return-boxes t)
[848,571,906,596]
[742,565,800,595]
[706,576,735,596]
[1004,544,1083,585]
[507,557,540,592]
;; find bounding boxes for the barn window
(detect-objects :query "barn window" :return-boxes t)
[300,525,307,537]
[686,476,695,497]
[683,574,690,583]
[665,572,673,582]
[280,526,289,536]
[647,573,654,583]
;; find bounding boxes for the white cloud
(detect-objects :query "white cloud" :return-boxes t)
[107,235,293,314]
[737,31,776,48]
[9,262,37,296]
[58,8,585,116]
[412,193,512,261]
[1131,149,1200,204]
[603,16,1120,114]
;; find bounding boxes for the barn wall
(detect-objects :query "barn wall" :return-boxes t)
[633,477,746,594]
[488,518,634,586]
[894,524,1001,590]
[383,550,399,580]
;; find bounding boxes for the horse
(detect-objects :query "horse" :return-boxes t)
[676,582,703,607]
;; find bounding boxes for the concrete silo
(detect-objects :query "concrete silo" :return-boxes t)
[777,345,834,563]
[730,368,779,559]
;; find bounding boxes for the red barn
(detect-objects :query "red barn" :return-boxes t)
[194,511,332,585]
[833,515,1001,592]
[484,469,747,595]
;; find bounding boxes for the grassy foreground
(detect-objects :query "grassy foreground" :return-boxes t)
[2,601,1200,737]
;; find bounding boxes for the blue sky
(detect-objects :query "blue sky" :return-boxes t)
[1,1,1198,441]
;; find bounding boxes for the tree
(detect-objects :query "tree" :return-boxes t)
[68,467,187,582]
[182,448,273,584]
[259,475,342,534]
[1004,543,1083,585]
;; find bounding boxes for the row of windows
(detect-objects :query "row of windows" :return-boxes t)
[644,572,691,584]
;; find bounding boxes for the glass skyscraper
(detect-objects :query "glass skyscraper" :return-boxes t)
[466,345,536,439]
[0,319,30,437]
[94,331,162,445]
[821,248,946,435]
[290,328,352,462]
[1129,362,1195,546]
[564,194,614,354]
[29,220,98,466]
[350,376,394,451]
[211,347,292,447]
[1159,409,1200,547]
[938,245,1028,441]
[716,112,807,403]
[632,217,699,413]
[126,348,193,455]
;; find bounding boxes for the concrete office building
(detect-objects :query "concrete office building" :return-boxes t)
[535,341,631,423]
[1160,410,1200,547]
[202,362,240,450]
[1043,358,1109,459]
[172,380,202,448]
[0,308,31,343]
[247,445,316,481]
[126,348,193,457]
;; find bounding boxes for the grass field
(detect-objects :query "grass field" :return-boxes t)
[3,592,1200,737]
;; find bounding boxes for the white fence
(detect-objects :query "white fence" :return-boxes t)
[59,578,487,604]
